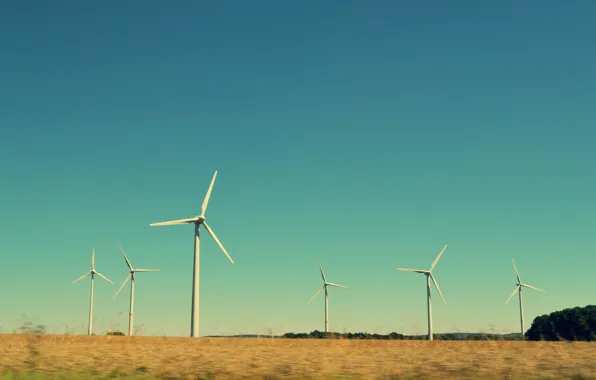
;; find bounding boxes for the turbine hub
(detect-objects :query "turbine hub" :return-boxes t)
[196,216,205,224]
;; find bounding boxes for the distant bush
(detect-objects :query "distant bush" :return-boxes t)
[526,305,596,341]
[14,314,46,334]
[107,331,125,336]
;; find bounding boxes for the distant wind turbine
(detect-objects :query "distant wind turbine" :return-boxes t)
[307,259,347,333]
[396,244,448,341]
[505,258,545,335]
[149,170,233,338]
[114,245,162,336]
[72,249,113,335]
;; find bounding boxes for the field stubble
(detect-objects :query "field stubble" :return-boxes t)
[0,334,594,379]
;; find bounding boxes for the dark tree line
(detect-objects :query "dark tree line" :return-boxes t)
[282,331,525,341]
[284,305,596,341]
[526,305,596,341]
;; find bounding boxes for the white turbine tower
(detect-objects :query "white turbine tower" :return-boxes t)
[505,258,545,336]
[114,245,162,336]
[72,249,113,335]
[149,170,233,337]
[307,259,347,333]
[396,244,448,341]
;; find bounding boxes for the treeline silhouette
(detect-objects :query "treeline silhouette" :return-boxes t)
[282,305,596,341]
[526,305,595,341]
[282,331,524,341]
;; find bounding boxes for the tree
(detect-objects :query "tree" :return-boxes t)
[14,314,46,334]
[387,332,405,340]
[526,305,596,341]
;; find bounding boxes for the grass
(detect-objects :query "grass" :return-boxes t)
[0,334,595,379]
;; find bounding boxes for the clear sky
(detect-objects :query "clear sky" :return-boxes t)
[0,1,594,337]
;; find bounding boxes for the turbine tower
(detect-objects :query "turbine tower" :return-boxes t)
[114,245,162,336]
[307,259,347,333]
[505,258,545,336]
[396,244,448,341]
[72,249,113,335]
[149,170,233,337]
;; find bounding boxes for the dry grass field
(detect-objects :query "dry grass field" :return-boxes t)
[0,334,595,379]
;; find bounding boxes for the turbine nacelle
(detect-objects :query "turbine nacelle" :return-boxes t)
[505,259,545,305]
[114,245,162,299]
[308,260,347,304]
[149,171,234,266]
[395,244,448,304]
[72,249,113,285]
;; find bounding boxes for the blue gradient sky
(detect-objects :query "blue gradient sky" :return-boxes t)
[1,1,595,337]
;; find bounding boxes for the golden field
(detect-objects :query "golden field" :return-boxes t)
[0,334,595,379]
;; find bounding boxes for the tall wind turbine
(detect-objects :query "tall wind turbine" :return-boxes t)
[307,259,347,333]
[396,244,448,341]
[149,170,233,337]
[72,249,113,335]
[505,258,545,335]
[114,245,162,336]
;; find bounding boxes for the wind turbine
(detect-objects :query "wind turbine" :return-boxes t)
[505,258,545,336]
[114,245,162,336]
[396,244,448,341]
[149,170,233,337]
[307,259,347,333]
[72,249,113,335]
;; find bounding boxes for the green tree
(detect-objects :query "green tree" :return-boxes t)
[526,305,596,341]
[14,314,46,334]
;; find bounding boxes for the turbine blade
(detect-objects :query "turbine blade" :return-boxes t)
[95,272,113,284]
[512,258,521,283]
[114,273,131,299]
[91,249,95,270]
[505,285,520,304]
[118,245,134,271]
[317,258,327,283]
[430,274,446,304]
[150,217,198,227]
[396,268,428,274]
[429,244,448,272]
[72,271,91,284]
[521,283,545,292]
[202,221,234,264]
[134,269,163,272]
[201,170,218,218]
[308,285,325,304]
[326,282,347,289]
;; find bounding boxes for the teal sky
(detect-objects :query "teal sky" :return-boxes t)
[1,1,595,337]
